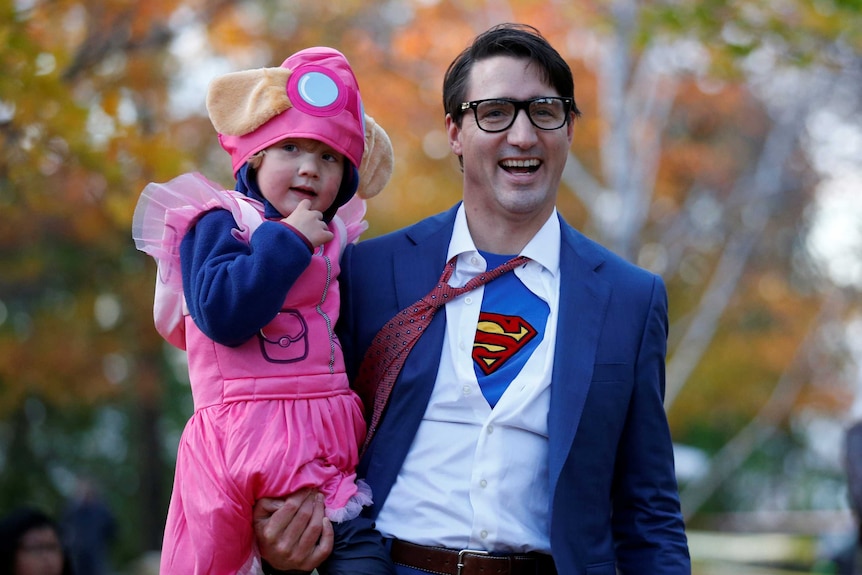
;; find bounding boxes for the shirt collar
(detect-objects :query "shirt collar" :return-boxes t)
[448,204,561,276]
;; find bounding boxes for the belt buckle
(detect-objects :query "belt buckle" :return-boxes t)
[457,548,490,575]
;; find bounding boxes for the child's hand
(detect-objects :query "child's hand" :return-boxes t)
[283,199,334,248]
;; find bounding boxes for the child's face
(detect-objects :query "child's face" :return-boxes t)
[256,138,345,217]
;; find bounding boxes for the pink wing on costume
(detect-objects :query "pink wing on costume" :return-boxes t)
[131,172,257,349]
[334,194,369,246]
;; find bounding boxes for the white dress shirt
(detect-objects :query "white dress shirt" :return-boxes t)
[375,205,561,553]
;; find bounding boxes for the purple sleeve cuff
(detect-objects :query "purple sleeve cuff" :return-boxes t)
[279,222,314,253]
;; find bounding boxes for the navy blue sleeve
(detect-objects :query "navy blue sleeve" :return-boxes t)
[180,209,313,347]
[259,516,393,575]
[317,517,394,575]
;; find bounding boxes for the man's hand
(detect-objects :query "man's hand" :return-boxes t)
[253,490,334,572]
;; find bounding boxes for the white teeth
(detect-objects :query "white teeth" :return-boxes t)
[501,159,540,168]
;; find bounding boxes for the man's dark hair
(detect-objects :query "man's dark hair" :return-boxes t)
[443,23,581,127]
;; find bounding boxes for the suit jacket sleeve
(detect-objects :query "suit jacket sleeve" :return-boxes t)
[612,276,690,573]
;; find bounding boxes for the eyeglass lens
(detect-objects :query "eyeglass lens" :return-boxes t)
[474,98,568,132]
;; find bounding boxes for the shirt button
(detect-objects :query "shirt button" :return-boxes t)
[471,256,479,265]
[464,296,473,305]
[462,385,472,395]
[480,530,488,539]
[487,425,494,434]
[480,479,488,488]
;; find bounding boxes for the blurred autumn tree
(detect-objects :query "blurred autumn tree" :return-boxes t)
[1,0,861,567]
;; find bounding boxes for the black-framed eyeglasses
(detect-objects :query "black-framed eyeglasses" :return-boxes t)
[459,97,574,133]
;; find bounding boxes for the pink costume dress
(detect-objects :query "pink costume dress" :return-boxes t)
[132,172,371,575]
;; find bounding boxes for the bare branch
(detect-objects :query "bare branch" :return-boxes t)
[680,291,847,520]
[561,150,604,209]
[665,109,807,408]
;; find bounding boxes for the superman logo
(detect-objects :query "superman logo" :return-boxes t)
[472,312,537,375]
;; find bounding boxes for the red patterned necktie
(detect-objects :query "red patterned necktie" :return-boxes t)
[355,254,529,454]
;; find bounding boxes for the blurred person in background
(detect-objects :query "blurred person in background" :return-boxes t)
[0,506,74,575]
[60,477,116,575]
[832,421,862,575]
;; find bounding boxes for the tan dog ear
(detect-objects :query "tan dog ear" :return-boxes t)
[206,67,293,136]
[357,114,394,199]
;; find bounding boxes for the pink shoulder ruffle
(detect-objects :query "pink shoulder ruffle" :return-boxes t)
[131,172,257,349]
[333,195,369,247]
[132,172,253,283]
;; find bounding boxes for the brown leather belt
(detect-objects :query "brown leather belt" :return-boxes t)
[390,539,557,575]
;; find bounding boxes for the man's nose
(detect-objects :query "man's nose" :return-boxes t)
[506,109,539,147]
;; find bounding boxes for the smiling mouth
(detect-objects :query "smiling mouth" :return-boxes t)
[500,159,541,174]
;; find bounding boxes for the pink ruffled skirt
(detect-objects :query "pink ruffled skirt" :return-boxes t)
[160,391,370,575]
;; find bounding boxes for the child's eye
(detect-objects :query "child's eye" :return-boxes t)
[322,152,339,163]
[281,143,298,152]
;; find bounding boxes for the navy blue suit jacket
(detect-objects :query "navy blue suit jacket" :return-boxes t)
[336,204,691,574]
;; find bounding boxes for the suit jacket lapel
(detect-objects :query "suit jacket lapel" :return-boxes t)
[362,207,459,511]
[392,211,454,309]
[547,220,611,494]
[388,204,458,421]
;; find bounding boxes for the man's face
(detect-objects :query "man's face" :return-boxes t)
[446,55,574,224]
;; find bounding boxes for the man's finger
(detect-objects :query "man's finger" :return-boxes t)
[252,497,285,520]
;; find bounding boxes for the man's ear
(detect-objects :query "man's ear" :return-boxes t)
[446,114,463,157]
